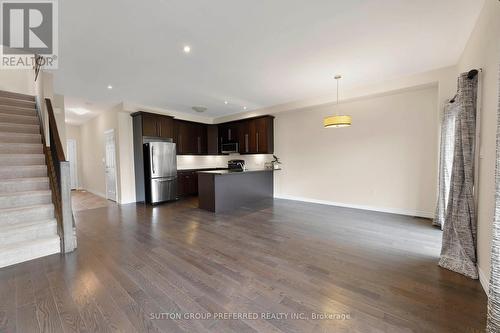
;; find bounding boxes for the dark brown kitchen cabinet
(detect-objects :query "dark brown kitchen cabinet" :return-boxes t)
[218,122,239,144]
[236,116,274,154]
[177,170,198,196]
[133,112,174,139]
[207,125,219,155]
[174,120,207,155]
[254,116,273,153]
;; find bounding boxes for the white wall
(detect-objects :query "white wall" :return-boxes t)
[52,94,67,156]
[273,86,439,217]
[65,124,83,189]
[456,0,500,291]
[79,106,120,199]
[0,70,36,95]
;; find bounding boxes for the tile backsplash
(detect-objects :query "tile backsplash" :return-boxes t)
[177,154,273,170]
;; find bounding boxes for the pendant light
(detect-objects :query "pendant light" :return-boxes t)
[324,75,352,128]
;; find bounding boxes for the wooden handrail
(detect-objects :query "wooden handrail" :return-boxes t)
[35,98,77,253]
[45,98,66,162]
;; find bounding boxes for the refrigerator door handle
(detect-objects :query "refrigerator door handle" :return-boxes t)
[157,177,177,182]
[151,146,155,175]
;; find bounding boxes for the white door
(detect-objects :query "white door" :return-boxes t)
[104,129,117,202]
[66,139,78,190]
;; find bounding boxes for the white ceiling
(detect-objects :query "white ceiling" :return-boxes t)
[55,0,483,120]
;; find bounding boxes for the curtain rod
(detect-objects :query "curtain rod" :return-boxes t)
[467,68,483,80]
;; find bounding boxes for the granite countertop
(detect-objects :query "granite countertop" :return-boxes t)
[197,168,281,175]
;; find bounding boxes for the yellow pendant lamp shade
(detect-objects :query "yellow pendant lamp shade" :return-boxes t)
[324,115,352,128]
[324,75,352,128]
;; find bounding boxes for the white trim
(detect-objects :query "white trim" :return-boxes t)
[274,194,434,218]
[478,266,489,295]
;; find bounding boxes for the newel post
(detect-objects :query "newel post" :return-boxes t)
[60,161,77,253]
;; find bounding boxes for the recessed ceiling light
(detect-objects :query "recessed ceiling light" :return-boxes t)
[183,45,191,53]
[243,106,247,110]
[107,85,113,89]
[224,101,228,105]
[68,108,90,115]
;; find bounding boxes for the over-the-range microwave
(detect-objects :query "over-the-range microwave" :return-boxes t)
[221,142,239,154]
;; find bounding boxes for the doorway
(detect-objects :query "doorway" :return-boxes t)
[66,139,78,190]
[104,129,118,202]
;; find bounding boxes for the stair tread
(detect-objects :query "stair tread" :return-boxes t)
[0,190,51,198]
[0,105,36,111]
[0,111,37,117]
[0,153,44,157]
[0,164,47,170]
[0,96,35,103]
[0,142,42,146]
[0,122,38,127]
[0,234,59,250]
[0,132,40,136]
[0,177,49,183]
[0,203,53,213]
[0,91,35,101]
[0,218,56,231]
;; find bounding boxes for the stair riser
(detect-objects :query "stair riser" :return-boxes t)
[0,99,35,109]
[0,167,47,179]
[0,92,34,102]
[0,108,36,117]
[0,237,60,268]
[0,222,57,245]
[0,193,51,209]
[0,114,38,125]
[0,124,39,134]
[0,134,41,144]
[0,180,49,193]
[0,144,43,154]
[0,155,45,166]
[0,206,54,224]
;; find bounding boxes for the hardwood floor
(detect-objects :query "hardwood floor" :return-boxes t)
[70,190,111,212]
[0,197,487,332]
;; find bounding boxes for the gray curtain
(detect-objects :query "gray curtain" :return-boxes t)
[487,66,500,332]
[438,72,478,279]
[434,102,458,229]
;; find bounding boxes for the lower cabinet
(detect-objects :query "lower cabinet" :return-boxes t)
[177,170,198,196]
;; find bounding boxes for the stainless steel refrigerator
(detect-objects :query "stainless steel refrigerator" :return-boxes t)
[144,142,177,204]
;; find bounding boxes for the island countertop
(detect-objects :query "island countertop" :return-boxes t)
[197,168,280,175]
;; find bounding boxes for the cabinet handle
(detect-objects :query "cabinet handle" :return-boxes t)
[197,137,201,154]
[256,132,259,153]
[245,134,248,153]
[228,129,232,141]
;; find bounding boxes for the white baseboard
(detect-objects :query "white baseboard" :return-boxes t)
[274,194,434,218]
[478,266,489,295]
[82,188,106,199]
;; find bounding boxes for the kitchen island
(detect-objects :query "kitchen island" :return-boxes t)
[197,168,277,212]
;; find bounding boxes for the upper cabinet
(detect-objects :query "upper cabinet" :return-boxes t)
[173,120,207,155]
[236,116,274,154]
[218,122,239,144]
[132,112,273,156]
[133,112,173,139]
